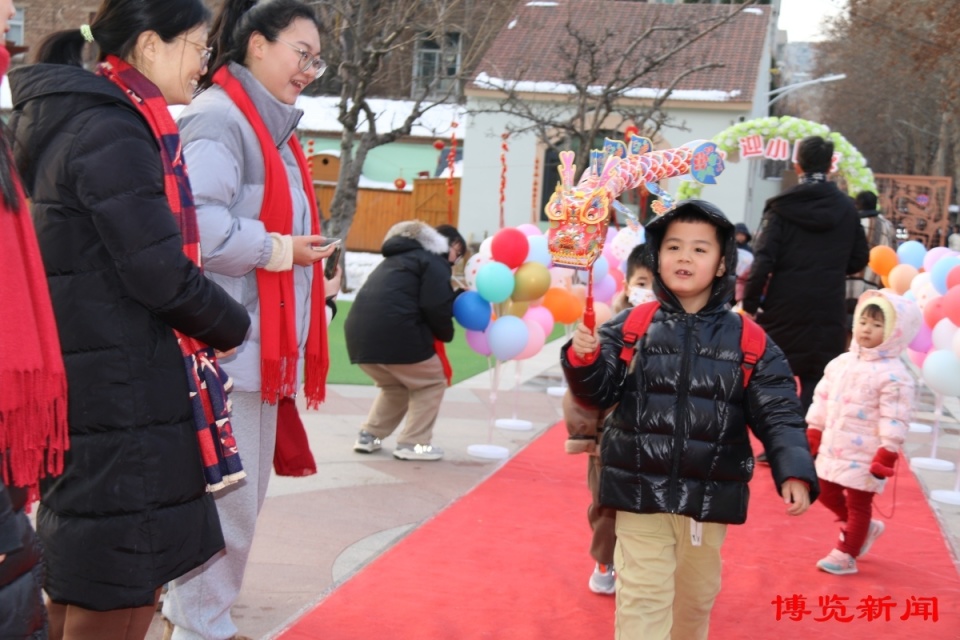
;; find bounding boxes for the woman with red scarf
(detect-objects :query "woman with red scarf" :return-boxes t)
[9,0,251,637]
[160,1,336,639]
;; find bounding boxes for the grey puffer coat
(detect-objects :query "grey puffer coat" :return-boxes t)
[562,200,819,524]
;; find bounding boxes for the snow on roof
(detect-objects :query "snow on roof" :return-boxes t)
[473,72,742,103]
[2,76,468,139]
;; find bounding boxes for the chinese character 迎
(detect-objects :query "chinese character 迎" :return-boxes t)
[739,134,765,159]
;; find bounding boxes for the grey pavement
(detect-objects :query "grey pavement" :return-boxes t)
[145,341,960,639]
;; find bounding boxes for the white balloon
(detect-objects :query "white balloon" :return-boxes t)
[953,326,960,359]
[910,271,932,295]
[464,253,491,290]
[479,236,494,258]
[916,283,939,311]
[932,317,959,351]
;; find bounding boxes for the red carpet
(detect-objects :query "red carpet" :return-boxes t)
[279,425,960,639]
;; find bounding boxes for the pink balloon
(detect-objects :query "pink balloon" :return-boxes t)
[593,274,617,304]
[515,318,547,360]
[465,328,491,356]
[907,348,927,368]
[515,223,542,237]
[909,322,932,353]
[524,305,555,338]
[923,246,953,272]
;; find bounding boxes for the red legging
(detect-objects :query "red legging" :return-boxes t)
[817,478,874,557]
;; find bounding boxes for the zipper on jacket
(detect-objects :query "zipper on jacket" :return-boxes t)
[667,314,694,511]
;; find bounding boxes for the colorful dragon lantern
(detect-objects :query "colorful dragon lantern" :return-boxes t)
[545,134,725,327]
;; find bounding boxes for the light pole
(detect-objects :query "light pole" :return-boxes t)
[767,73,846,107]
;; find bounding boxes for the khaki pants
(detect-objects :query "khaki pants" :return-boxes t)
[359,356,446,445]
[614,512,727,640]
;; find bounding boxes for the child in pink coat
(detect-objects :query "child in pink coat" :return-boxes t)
[805,289,921,575]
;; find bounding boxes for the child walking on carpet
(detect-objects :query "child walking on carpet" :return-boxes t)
[563,200,818,640]
[805,289,920,575]
[563,245,655,595]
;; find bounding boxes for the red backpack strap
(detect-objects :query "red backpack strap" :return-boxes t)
[739,313,766,388]
[619,301,660,364]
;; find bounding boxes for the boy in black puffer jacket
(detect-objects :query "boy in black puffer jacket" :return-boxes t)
[562,200,818,640]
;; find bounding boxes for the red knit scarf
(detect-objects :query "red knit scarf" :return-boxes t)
[0,87,68,501]
[99,55,246,490]
[213,66,328,408]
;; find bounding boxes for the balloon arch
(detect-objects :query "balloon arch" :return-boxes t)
[676,116,876,200]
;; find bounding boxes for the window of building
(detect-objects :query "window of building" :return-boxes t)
[7,8,24,45]
[413,32,461,99]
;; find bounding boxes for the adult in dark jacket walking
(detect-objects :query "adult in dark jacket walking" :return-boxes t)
[345,221,464,461]
[742,136,868,418]
[8,1,250,636]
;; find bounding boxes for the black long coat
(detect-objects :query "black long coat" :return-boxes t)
[0,479,45,638]
[742,182,868,379]
[345,221,456,365]
[9,64,251,611]
[562,201,819,525]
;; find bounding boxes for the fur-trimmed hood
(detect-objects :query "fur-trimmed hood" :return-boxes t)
[382,220,450,257]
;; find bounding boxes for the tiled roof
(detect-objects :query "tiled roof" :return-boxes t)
[471,1,770,104]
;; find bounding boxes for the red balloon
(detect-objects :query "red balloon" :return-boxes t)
[947,265,960,291]
[490,228,529,269]
[942,286,960,326]
[924,296,946,329]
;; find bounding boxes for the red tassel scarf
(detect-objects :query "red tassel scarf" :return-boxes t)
[213,66,328,408]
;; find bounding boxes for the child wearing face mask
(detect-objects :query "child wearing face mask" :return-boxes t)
[564,243,654,595]
[805,289,920,576]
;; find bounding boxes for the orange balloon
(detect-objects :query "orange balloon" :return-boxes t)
[594,302,613,326]
[868,245,898,277]
[570,284,587,305]
[880,274,890,289]
[888,264,918,295]
[543,288,583,325]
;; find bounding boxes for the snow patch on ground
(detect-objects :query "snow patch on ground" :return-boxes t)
[339,251,383,301]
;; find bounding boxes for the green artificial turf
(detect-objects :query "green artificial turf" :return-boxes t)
[326,300,567,385]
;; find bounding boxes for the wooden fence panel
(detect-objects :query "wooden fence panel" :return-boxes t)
[314,177,460,252]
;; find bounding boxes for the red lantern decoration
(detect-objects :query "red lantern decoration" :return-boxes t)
[433,139,445,151]
[394,177,407,190]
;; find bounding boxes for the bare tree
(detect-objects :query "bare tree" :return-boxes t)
[469,0,765,180]
[814,0,960,184]
[307,0,515,242]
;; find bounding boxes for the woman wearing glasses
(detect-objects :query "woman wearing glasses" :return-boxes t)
[161,1,335,638]
[7,0,252,638]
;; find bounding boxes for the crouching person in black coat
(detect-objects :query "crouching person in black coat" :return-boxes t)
[562,201,819,640]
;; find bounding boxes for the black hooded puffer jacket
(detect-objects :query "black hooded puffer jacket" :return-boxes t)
[562,200,819,524]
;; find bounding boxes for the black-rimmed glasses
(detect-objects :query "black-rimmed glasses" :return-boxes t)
[276,38,327,77]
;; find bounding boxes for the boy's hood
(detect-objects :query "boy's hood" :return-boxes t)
[381,220,449,257]
[643,200,737,313]
[851,289,921,359]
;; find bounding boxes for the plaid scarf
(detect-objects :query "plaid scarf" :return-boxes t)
[213,65,328,408]
[98,55,245,492]
[800,172,828,184]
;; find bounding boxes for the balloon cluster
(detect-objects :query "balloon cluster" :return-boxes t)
[454,224,645,360]
[868,241,960,396]
[676,116,876,201]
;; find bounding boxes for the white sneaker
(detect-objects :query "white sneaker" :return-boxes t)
[353,430,382,453]
[859,520,885,558]
[588,563,616,595]
[393,443,444,461]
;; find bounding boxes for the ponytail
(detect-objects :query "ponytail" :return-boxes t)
[201,0,320,90]
[34,29,87,66]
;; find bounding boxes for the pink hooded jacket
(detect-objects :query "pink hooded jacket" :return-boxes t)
[806,289,921,493]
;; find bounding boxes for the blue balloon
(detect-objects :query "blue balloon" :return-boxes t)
[526,235,552,267]
[930,256,960,294]
[592,255,610,282]
[475,261,515,303]
[453,291,491,331]
[487,316,530,361]
[896,240,927,270]
[922,349,960,396]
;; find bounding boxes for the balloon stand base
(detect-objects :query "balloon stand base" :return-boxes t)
[910,457,956,472]
[467,444,509,460]
[931,490,960,507]
[908,422,933,434]
[495,418,533,431]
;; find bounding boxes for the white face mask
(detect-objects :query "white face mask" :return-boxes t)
[628,287,657,306]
